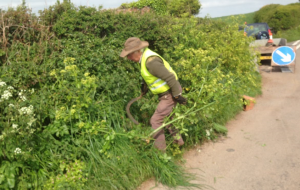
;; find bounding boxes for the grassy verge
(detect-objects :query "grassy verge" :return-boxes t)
[274,25,300,42]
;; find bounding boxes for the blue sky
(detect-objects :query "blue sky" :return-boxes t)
[0,0,298,18]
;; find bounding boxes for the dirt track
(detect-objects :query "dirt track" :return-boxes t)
[139,44,300,190]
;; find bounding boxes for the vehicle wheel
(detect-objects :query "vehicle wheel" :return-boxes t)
[256,31,269,40]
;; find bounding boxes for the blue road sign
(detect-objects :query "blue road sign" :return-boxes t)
[272,46,296,65]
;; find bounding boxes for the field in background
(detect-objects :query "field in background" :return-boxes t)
[212,12,256,25]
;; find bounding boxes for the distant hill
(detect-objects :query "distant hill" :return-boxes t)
[212,12,256,25]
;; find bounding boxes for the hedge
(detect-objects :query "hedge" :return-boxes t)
[0,1,261,189]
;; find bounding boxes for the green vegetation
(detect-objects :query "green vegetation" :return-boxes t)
[120,0,168,15]
[120,0,201,17]
[274,25,300,42]
[0,0,261,189]
[254,3,300,33]
[167,0,201,17]
[212,12,256,24]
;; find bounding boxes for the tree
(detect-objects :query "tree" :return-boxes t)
[120,0,168,15]
[120,0,201,17]
[167,0,201,17]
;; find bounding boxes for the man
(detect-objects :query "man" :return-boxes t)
[120,37,187,151]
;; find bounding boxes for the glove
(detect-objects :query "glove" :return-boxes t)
[173,95,187,105]
[141,83,148,95]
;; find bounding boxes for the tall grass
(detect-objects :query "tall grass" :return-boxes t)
[81,127,204,189]
[77,99,205,189]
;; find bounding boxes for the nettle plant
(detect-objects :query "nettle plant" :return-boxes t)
[0,80,36,159]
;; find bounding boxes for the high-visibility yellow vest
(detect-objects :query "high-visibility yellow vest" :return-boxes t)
[141,48,178,94]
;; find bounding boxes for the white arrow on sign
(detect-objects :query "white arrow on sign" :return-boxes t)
[276,50,291,62]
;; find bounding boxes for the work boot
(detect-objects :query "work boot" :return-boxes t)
[174,138,184,146]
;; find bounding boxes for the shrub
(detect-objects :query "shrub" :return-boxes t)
[120,0,168,15]
[253,4,281,23]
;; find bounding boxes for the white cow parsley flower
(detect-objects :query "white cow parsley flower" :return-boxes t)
[14,148,22,154]
[19,105,34,115]
[12,124,18,129]
[7,86,14,90]
[0,81,6,87]
[1,90,12,100]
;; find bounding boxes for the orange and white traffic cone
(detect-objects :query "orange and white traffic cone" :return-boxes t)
[268,29,273,44]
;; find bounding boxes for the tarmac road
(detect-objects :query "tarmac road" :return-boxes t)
[290,40,300,51]
[139,40,300,190]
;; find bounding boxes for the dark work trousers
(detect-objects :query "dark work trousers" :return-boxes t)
[150,93,184,150]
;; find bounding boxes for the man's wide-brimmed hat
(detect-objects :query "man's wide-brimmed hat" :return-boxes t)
[120,37,149,58]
